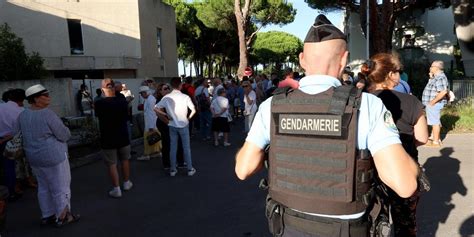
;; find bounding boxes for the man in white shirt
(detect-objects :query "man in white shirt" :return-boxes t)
[155,77,197,177]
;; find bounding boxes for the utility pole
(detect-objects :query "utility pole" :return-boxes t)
[366,0,370,59]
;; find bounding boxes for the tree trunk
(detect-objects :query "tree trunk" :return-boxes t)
[189,61,193,77]
[360,0,394,57]
[182,60,186,76]
[234,0,251,79]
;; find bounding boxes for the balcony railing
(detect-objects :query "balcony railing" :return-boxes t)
[43,56,141,70]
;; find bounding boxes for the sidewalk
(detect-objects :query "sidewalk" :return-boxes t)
[417,133,474,237]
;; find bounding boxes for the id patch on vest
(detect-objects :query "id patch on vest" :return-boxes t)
[278,114,342,136]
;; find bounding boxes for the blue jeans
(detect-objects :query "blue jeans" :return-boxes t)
[169,126,193,171]
[199,110,212,139]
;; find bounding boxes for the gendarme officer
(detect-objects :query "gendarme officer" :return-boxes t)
[235,15,419,236]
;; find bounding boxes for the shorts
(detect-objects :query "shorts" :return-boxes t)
[212,117,230,133]
[425,103,444,125]
[103,145,131,165]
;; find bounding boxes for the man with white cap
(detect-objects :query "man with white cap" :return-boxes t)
[137,85,161,160]
[235,15,419,236]
[95,78,133,198]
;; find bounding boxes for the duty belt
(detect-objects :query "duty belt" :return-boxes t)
[266,196,369,237]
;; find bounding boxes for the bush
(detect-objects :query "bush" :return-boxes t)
[0,23,46,81]
[441,97,474,133]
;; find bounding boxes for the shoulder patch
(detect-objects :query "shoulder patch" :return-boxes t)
[384,111,398,133]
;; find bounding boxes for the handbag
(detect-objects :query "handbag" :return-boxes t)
[3,133,24,160]
[146,131,161,146]
[227,113,233,122]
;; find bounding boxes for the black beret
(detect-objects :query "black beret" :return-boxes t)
[304,14,346,43]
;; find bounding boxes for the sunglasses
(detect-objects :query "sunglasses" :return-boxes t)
[162,87,170,90]
[242,85,250,88]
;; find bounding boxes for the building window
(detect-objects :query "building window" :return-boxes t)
[157,28,163,58]
[67,19,84,55]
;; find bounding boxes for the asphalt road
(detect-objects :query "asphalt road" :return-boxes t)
[5,117,474,237]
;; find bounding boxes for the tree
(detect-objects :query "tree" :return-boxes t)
[251,31,303,69]
[234,0,296,78]
[304,0,451,56]
[194,0,295,77]
[0,23,46,81]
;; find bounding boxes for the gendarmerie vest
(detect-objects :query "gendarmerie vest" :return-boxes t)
[269,85,374,215]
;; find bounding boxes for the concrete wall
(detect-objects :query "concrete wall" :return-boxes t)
[345,12,369,69]
[0,78,74,117]
[71,78,151,116]
[137,0,179,78]
[0,0,141,58]
[346,8,459,72]
[0,0,179,78]
[417,7,457,67]
[0,77,171,117]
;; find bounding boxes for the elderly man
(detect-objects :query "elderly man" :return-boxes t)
[235,15,419,236]
[422,60,449,147]
[94,79,133,198]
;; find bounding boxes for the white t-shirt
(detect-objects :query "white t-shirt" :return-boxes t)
[244,90,257,115]
[211,96,229,118]
[155,90,195,128]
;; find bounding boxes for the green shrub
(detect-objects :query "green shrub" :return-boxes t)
[441,97,474,133]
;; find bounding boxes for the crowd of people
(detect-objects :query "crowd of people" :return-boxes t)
[0,15,452,236]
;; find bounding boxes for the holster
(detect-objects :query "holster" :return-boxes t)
[266,195,284,237]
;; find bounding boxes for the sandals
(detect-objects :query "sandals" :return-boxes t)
[55,212,80,228]
[40,215,56,226]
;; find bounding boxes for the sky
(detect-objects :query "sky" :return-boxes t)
[178,1,343,76]
[260,0,343,41]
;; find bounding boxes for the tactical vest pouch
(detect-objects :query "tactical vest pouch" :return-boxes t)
[268,86,374,215]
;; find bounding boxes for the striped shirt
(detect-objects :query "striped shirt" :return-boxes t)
[17,108,70,167]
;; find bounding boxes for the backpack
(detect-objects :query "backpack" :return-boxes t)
[196,87,210,111]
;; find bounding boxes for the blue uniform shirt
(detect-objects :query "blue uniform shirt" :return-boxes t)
[245,75,402,218]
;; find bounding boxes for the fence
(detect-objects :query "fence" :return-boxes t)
[452,79,474,100]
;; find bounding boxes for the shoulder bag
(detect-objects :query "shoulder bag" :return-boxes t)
[3,133,24,160]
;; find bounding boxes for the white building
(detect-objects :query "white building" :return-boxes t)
[0,0,178,79]
[345,6,473,77]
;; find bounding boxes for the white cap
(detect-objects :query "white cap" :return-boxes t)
[25,84,48,98]
[139,86,150,93]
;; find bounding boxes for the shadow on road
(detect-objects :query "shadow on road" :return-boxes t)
[418,147,468,236]
[459,215,474,237]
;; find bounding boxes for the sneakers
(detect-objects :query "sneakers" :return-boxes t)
[137,155,150,161]
[150,152,162,158]
[187,168,196,176]
[214,141,219,147]
[223,142,231,147]
[170,169,178,177]
[123,180,133,191]
[108,187,122,198]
